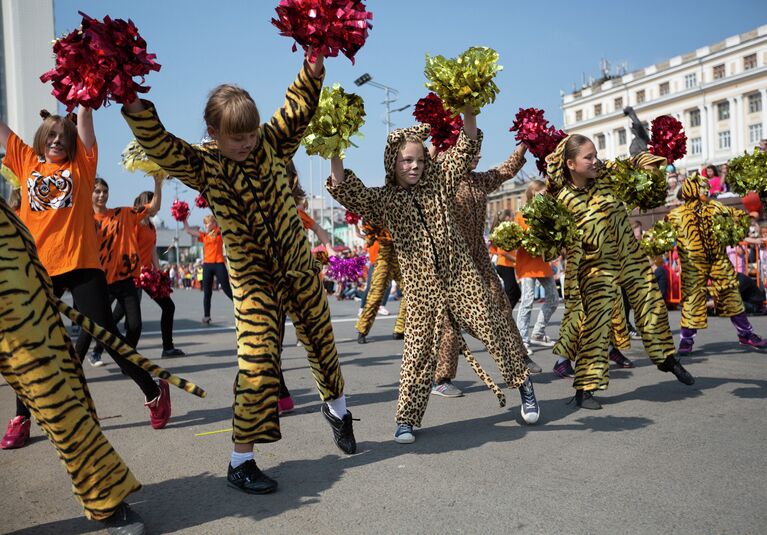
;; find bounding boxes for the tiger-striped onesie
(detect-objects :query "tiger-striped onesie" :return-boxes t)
[122,62,344,445]
[328,124,530,428]
[356,229,407,338]
[546,142,689,392]
[0,198,203,521]
[435,149,527,384]
[666,174,762,348]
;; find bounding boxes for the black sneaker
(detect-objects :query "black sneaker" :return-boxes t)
[519,379,540,424]
[227,460,278,494]
[392,332,404,340]
[100,502,145,535]
[659,356,695,385]
[161,347,186,358]
[357,333,367,344]
[320,403,357,454]
[609,348,635,368]
[574,390,602,410]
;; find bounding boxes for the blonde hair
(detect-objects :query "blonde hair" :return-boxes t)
[33,112,77,162]
[524,180,546,203]
[204,84,260,135]
[203,214,217,227]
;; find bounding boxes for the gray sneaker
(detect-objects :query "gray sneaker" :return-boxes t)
[88,352,105,367]
[431,381,463,397]
[529,334,556,347]
[394,423,415,444]
[524,356,543,374]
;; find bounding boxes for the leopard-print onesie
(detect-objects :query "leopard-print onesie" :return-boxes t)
[327,125,529,427]
[435,150,527,384]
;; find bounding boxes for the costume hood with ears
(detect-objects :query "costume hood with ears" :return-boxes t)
[682,173,709,203]
[384,123,432,186]
[544,134,571,196]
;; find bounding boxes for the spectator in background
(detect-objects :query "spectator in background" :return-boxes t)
[665,165,682,206]
[703,164,724,197]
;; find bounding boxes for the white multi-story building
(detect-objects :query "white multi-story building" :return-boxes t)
[1,0,56,199]
[562,25,767,174]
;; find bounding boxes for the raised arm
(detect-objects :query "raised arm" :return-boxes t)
[326,156,386,226]
[261,51,325,160]
[438,107,483,195]
[473,144,528,194]
[77,107,96,151]
[311,220,337,256]
[182,219,200,237]
[147,175,163,217]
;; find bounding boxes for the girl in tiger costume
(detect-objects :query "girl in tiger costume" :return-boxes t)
[0,108,169,447]
[355,221,407,344]
[0,196,204,534]
[327,114,539,445]
[545,134,695,410]
[120,50,356,495]
[666,173,767,354]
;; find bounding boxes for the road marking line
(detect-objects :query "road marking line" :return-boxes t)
[195,428,233,437]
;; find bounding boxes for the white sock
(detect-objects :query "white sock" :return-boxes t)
[326,394,347,419]
[556,356,568,365]
[230,451,253,468]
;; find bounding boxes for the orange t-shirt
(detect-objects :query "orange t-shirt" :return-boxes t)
[5,132,101,277]
[298,208,315,230]
[94,206,148,284]
[514,211,553,278]
[489,245,516,268]
[137,222,157,269]
[367,240,380,264]
[199,229,225,263]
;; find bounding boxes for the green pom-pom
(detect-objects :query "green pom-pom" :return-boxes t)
[302,83,365,159]
[489,221,524,251]
[520,194,580,261]
[609,159,667,211]
[725,148,767,195]
[424,46,502,116]
[641,220,677,257]
[121,140,168,179]
[1,164,20,189]
[712,209,750,247]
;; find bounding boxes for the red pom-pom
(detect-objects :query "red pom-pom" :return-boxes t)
[39,12,161,111]
[345,210,361,225]
[195,195,209,209]
[649,115,687,164]
[134,266,172,300]
[170,200,190,222]
[510,108,566,174]
[413,92,464,153]
[271,0,373,64]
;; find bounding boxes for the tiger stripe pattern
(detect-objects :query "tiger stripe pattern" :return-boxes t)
[356,237,407,336]
[122,63,344,444]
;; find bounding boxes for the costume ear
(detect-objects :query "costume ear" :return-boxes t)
[388,123,431,145]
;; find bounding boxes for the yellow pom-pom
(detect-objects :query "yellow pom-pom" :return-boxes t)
[120,140,168,179]
[302,83,365,159]
[1,164,20,189]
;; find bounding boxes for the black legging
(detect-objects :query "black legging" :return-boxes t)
[59,270,157,400]
[495,265,522,310]
[622,287,637,332]
[202,262,233,316]
[96,290,177,351]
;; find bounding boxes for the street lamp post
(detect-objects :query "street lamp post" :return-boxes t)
[354,73,410,134]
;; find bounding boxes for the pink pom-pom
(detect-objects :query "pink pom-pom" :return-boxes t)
[134,266,172,300]
[327,255,366,281]
[195,195,209,208]
[510,108,566,174]
[413,92,464,153]
[345,210,361,225]
[170,200,190,222]
[271,0,373,64]
[649,115,687,164]
[39,12,161,111]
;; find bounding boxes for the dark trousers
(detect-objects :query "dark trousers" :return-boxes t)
[495,265,522,310]
[202,262,233,316]
[98,290,177,351]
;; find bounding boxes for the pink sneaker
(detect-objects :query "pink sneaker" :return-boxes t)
[278,396,295,415]
[739,332,767,349]
[145,381,171,429]
[0,416,31,449]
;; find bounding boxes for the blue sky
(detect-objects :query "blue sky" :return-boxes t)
[52,0,765,226]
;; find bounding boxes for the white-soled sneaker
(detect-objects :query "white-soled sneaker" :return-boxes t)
[394,423,415,443]
[529,334,556,347]
[519,379,540,424]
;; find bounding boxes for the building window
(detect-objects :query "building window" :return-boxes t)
[718,131,731,150]
[744,53,757,70]
[750,124,763,145]
[617,128,627,145]
[636,89,646,104]
[685,73,697,89]
[717,101,730,121]
[712,64,725,80]
[688,109,701,128]
[690,137,702,155]
[614,97,623,111]
[594,103,602,117]
[659,82,670,96]
[575,109,583,122]
[748,93,762,114]
[595,134,606,150]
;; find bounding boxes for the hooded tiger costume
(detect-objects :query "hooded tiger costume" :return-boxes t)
[327,124,533,430]
[0,197,203,521]
[666,174,766,350]
[545,137,694,393]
